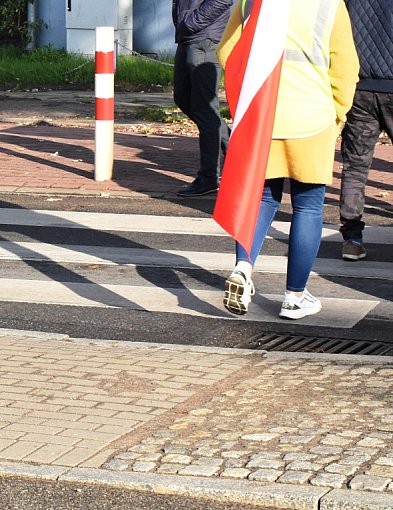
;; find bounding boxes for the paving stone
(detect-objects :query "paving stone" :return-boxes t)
[194,457,224,467]
[250,451,283,459]
[286,461,323,472]
[310,473,347,488]
[324,463,358,476]
[156,463,183,474]
[357,437,386,448]
[268,426,298,434]
[129,444,160,454]
[339,430,363,438]
[178,465,220,477]
[131,461,157,473]
[350,474,391,491]
[321,435,353,446]
[318,455,341,465]
[278,471,313,484]
[137,453,163,462]
[376,457,393,466]
[365,465,393,477]
[279,434,315,444]
[163,446,190,454]
[338,454,371,465]
[345,447,379,456]
[246,458,285,470]
[370,432,393,440]
[102,459,129,471]
[220,468,251,479]
[241,433,278,442]
[221,450,249,459]
[161,454,192,465]
[283,453,317,462]
[248,469,283,482]
[224,458,246,468]
[192,447,220,457]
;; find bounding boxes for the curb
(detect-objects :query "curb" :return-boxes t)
[0,462,328,510]
[2,462,393,509]
[0,187,218,200]
[0,328,69,341]
[63,467,328,510]
[0,187,168,199]
[264,350,393,364]
[0,329,262,357]
[2,329,393,363]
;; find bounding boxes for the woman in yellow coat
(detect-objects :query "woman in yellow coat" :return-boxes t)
[219,0,359,319]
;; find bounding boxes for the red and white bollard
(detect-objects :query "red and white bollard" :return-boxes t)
[95,27,115,182]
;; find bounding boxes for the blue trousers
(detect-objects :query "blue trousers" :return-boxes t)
[236,178,326,292]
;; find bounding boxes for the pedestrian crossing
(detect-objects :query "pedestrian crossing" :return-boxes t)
[0,208,391,332]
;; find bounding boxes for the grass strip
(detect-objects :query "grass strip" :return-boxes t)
[0,46,173,91]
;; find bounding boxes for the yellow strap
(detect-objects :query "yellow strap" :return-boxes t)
[241,0,247,19]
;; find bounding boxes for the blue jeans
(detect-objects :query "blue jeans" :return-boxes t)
[236,178,325,292]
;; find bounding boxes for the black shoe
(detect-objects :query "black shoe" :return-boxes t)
[177,177,218,197]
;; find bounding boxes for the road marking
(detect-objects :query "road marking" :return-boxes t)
[0,279,380,328]
[0,242,391,280]
[1,210,392,244]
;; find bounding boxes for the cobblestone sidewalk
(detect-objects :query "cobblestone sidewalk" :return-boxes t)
[2,330,393,508]
[106,353,393,497]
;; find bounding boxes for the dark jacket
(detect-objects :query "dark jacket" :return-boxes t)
[172,0,233,45]
[345,0,393,92]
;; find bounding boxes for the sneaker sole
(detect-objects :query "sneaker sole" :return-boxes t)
[279,302,322,320]
[177,187,218,197]
[224,277,247,315]
[342,253,367,261]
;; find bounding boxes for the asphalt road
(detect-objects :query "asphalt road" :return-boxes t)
[0,193,391,348]
[0,477,270,510]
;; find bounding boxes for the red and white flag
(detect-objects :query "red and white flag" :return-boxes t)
[213,0,291,257]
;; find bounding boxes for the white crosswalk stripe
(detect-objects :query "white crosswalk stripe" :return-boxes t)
[0,242,391,280]
[0,209,391,329]
[1,209,392,243]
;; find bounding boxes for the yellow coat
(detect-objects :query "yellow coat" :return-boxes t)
[217,0,359,184]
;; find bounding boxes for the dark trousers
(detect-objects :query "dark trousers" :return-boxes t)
[340,90,393,240]
[173,40,230,182]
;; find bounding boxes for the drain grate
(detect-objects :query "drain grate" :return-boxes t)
[242,333,393,356]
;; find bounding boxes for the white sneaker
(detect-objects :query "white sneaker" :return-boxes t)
[279,289,322,320]
[224,270,255,315]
